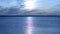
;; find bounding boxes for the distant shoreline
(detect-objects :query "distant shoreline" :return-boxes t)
[0,15,60,17]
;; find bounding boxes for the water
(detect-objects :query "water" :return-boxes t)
[0,17,60,34]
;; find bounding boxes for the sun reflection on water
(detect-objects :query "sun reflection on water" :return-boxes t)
[26,17,33,34]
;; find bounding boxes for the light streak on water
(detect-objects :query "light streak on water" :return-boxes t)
[26,17,33,34]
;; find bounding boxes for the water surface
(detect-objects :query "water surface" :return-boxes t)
[0,17,60,34]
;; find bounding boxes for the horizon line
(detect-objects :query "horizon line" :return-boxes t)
[0,15,60,17]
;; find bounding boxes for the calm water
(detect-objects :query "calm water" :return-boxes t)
[0,17,60,34]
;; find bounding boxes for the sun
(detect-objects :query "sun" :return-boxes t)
[24,0,36,10]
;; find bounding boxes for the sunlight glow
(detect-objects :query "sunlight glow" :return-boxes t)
[24,0,36,10]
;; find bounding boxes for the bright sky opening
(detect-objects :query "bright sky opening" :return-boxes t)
[24,0,36,10]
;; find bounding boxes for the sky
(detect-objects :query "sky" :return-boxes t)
[0,0,60,15]
[0,0,23,7]
[0,0,60,9]
[36,0,60,9]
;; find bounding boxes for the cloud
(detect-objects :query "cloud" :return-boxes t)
[0,3,60,15]
[0,0,24,7]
